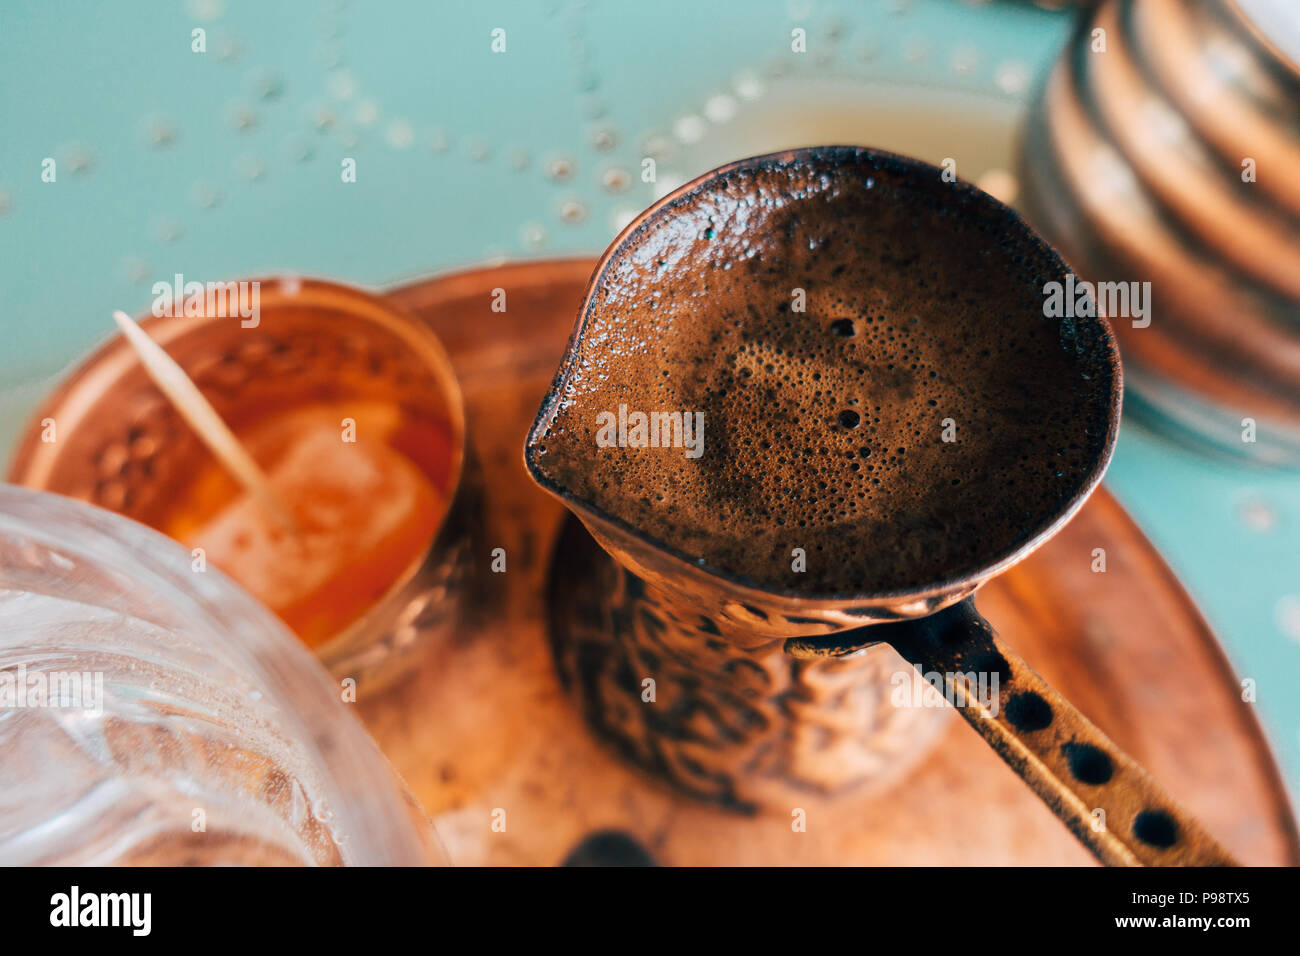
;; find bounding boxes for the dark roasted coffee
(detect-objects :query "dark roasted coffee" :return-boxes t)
[529,147,1116,595]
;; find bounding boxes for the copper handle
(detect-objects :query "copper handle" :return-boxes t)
[786,598,1238,866]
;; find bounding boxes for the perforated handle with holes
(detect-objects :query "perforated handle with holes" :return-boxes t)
[786,598,1238,866]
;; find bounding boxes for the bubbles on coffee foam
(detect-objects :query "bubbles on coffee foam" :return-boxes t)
[534,151,1114,594]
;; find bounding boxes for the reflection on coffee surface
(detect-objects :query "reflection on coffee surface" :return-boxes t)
[531,148,1116,595]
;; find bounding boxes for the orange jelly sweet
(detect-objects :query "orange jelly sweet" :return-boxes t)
[163,401,452,648]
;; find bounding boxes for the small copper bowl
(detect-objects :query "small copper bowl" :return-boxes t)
[1018,0,1300,465]
[7,276,475,690]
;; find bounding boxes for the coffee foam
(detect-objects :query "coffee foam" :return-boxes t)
[531,149,1116,595]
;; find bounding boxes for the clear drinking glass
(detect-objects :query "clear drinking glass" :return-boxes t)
[0,484,445,865]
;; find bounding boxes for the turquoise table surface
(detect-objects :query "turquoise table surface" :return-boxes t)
[2,0,1297,809]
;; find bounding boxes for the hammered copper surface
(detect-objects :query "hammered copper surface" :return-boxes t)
[524,147,1246,864]
[360,258,1298,866]
[7,278,474,690]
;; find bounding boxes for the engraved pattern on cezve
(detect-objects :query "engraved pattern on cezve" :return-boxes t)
[548,517,949,812]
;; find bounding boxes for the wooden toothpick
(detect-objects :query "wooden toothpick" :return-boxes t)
[111,310,297,530]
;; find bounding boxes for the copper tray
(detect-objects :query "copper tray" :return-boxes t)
[360,258,1299,865]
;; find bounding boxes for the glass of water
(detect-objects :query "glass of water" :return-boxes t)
[0,484,444,865]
